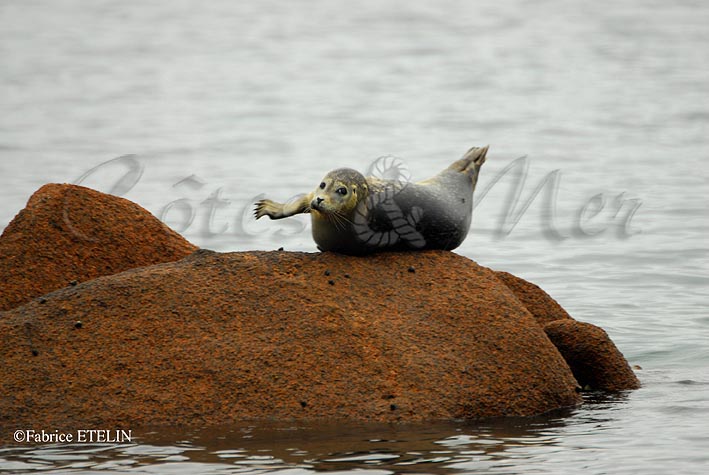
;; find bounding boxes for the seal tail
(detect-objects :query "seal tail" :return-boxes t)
[448,145,488,177]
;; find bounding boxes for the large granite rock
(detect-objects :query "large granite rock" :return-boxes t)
[0,184,197,311]
[1,250,583,432]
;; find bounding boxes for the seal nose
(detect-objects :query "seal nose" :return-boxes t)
[311,196,325,210]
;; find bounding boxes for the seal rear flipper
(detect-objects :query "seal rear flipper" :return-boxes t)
[448,145,489,177]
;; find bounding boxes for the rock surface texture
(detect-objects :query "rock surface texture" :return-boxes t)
[494,271,572,326]
[0,185,640,438]
[0,184,197,311]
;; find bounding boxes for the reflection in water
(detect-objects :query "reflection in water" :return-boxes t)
[0,405,582,474]
[1,371,707,474]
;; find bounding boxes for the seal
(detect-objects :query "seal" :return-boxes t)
[254,146,488,255]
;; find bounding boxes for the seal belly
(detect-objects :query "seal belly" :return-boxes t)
[393,176,473,251]
[311,212,366,255]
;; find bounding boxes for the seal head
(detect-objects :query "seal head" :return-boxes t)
[309,168,371,252]
[310,168,367,215]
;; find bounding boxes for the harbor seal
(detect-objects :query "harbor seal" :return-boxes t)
[254,146,488,255]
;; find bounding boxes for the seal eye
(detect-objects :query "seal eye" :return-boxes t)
[319,182,326,190]
[336,187,348,196]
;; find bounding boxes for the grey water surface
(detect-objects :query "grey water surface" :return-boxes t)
[1,0,708,473]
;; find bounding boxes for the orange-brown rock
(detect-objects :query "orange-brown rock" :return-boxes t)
[544,320,641,391]
[0,184,197,311]
[0,250,583,433]
[494,271,572,327]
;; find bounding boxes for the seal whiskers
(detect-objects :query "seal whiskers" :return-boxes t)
[322,209,352,232]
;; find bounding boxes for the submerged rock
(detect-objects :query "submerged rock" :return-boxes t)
[544,320,641,391]
[0,184,197,311]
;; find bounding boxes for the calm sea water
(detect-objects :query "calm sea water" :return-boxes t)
[1,0,708,473]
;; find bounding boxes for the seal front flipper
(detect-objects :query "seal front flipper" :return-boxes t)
[254,192,313,220]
